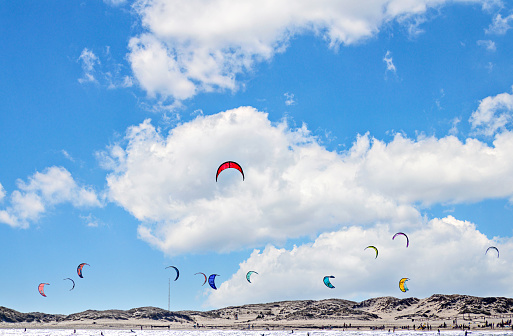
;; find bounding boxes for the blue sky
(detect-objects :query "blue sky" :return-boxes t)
[1,0,513,315]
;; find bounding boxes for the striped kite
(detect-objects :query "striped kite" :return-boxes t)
[399,278,409,292]
[77,263,90,278]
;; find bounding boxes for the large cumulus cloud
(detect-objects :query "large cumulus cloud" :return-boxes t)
[206,216,512,308]
[128,0,486,102]
[100,105,513,256]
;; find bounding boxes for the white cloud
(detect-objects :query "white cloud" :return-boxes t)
[206,216,512,308]
[127,35,197,100]
[481,0,505,12]
[62,150,75,162]
[486,61,494,72]
[101,105,513,256]
[78,47,133,89]
[448,116,460,135]
[121,75,134,88]
[78,48,100,84]
[477,39,496,51]
[0,209,19,228]
[0,167,101,228]
[435,88,445,110]
[128,0,482,102]
[284,92,296,106]
[0,183,5,202]
[486,13,513,34]
[383,50,397,74]
[400,13,429,38]
[81,213,102,228]
[101,107,420,255]
[103,0,127,6]
[356,131,513,205]
[469,88,513,136]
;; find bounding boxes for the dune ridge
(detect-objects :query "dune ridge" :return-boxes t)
[2,294,513,330]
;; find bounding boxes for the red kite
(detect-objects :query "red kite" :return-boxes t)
[216,161,244,181]
[38,283,49,297]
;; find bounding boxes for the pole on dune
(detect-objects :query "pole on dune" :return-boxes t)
[168,277,170,311]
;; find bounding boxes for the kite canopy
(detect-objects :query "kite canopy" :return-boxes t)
[166,266,180,281]
[486,246,499,258]
[365,245,379,259]
[38,283,49,297]
[195,272,207,286]
[208,274,219,290]
[216,161,244,182]
[323,276,335,289]
[64,278,75,291]
[393,232,409,247]
[399,278,409,292]
[77,263,90,278]
[246,271,258,283]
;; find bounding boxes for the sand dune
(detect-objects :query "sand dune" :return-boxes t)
[2,294,513,330]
